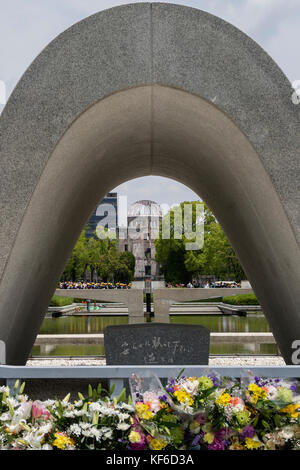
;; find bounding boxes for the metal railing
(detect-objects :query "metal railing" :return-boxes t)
[1,365,300,398]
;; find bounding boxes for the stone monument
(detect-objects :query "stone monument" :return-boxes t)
[104,323,210,365]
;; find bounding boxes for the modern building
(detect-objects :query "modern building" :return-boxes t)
[86,192,118,238]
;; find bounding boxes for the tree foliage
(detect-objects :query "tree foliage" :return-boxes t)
[155,201,245,284]
[61,226,135,283]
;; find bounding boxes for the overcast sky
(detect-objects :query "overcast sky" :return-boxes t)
[0,0,299,207]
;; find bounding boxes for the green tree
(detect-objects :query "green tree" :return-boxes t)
[61,227,89,281]
[61,224,136,283]
[155,201,245,284]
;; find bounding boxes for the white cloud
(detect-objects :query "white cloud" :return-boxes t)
[113,176,199,207]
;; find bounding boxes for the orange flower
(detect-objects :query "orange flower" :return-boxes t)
[230,397,240,406]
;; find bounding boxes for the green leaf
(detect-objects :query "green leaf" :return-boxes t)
[92,411,99,425]
[19,382,26,395]
[97,383,102,396]
[88,384,93,399]
[253,416,259,428]
[109,383,115,397]
[7,400,15,416]
[176,368,185,381]
[262,420,270,430]
[78,392,85,401]
[63,393,70,403]
[14,380,20,390]
[274,414,281,428]
[117,388,126,404]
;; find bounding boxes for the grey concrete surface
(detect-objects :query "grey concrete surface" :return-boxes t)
[55,289,144,323]
[153,288,253,321]
[33,332,276,346]
[0,4,299,364]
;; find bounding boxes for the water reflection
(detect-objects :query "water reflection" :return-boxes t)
[32,313,276,357]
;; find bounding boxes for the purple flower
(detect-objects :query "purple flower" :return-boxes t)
[159,395,168,401]
[166,386,174,394]
[196,413,207,425]
[214,428,226,441]
[208,374,220,387]
[192,434,201,447]
[239,425,255,440]
[208,438,225,450]
[223,440,231,448]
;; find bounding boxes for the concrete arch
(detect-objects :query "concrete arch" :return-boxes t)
[0,3,299,364]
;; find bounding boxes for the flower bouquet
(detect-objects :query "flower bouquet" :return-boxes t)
[184,375,246,450]
[129,372,184,450]
[239,371,300,450]
[164,370,222,422]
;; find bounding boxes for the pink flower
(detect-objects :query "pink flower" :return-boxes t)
[143,392,161,413]
[196,412,207,424]
[32,401,50,421]
[208,438,225,450]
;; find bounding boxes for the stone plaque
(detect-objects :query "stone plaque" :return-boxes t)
[104,323,210,365]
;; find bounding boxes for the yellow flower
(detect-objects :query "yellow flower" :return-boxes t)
[149,438,168,450]
[280,404,300,418]
[216,392,231,407]
[248,383,267,404]
[245,437,262,450]
[203,432,214,444]
[174,390,194,406]
[129,431,142,443]
[230,441,245,450]
[136,403,152,420]
[53,432,75,450]
[190,420,200,433]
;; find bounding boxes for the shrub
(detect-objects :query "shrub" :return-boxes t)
[222,293,259,305]
[49,296,74,307]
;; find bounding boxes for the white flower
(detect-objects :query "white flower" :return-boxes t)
[43,399,56,408]
[280,427,294,440]
[68,424,81,436]
[6,402,33,433]
[41,444,53,450]
[117,412,130,422]
[0,412,11,422]
[102,428,113,440]
[117,422,131,431]
[7,397,19,408]
[266,386,278,400]
[64,411,76,418]
[73,409,88,417]
[224,404,233,421]
[0,386,9,394]
[89,403,102,413]
[118,403,134,412]
[182,380,199,397]
[22,424,51,449]
[79,422,91,430]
